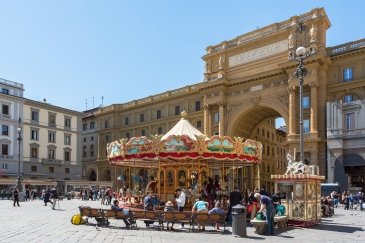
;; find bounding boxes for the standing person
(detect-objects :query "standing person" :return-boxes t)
[260,186,269,197]
[44,187,53,206]
[192,197,209,231]
[50,187,58,210]
[206,178,216,209]
[227,187,243,222]
[175,188,186,229]
[25,188,30,201]
[13,187,20,207]
[344,191,350,210]
[254,193,275,235]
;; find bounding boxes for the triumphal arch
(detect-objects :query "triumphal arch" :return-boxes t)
[199,8,330,175]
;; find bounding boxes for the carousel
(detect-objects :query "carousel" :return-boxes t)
[107,111,263,207]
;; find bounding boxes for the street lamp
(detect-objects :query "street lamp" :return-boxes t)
[16,117,22,192]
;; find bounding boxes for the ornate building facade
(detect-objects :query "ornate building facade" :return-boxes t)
[83,8,365,192]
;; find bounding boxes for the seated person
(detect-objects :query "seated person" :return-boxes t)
[164,201,175,230]
[209,201,225,230]
[111,199,131,227]
[192,197,209,231]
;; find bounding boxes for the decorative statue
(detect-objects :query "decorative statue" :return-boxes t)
[218,55,224,69]
[309,24,317,43]
[285,153,307,175]
[205,61,210,73]
[288,31,295,49]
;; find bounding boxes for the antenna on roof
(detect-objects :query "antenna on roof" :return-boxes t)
[92,97,95,108]
[101,96,104,107]
[85,99,88,110]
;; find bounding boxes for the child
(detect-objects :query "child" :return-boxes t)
[164,201,175,230]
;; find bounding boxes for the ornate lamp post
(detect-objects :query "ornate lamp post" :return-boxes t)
[291,21,316,163]
[16,117,22,191]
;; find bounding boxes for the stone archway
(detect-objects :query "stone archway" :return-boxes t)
[89,170,97,181]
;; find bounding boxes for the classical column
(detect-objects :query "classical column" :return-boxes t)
[310,83,318,134]
[218,103,225,136]
[288,86,297,136]
[203,104,211,136]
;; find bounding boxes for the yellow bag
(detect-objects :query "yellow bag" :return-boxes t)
[71,214,82,225]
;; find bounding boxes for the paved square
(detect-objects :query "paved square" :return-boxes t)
[1,199,364,243]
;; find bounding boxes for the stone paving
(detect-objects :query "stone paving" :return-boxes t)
[0,199,365,243]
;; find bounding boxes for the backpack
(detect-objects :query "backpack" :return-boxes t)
[71,214,82,225]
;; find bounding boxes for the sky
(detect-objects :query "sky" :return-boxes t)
[1,1,365,113]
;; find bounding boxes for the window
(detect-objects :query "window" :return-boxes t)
[156,110,161,119]
[1,163,8,170]
[303,119,310,134]
[345,113,355,130]
[48,149,55,160]
[140,113,144,123]
[124,117,129,125]
[343,67,353,81]
[90,144,94,156]
[31,147,38,158]
[65,168,70,174]
[214,112,219,124]
[49,114,56,126]
[83,137,86,143]
[64,134,71,145]
[31,166,37,172]
[48,132,56,143]
[1,144,8,155]
[267,145,270,156]
[158,127,163,134]
[91,136,94,141]
[343,95,354,103]
[141,129,146,136]
[64,151,70,162]
[105,120,109,128]
[303,96,310,109]
[83,123,87,131]
[175,105,180,116]
[2,105,9,115]
[2,88,9,94]
[31,110,39,122]
[1,125,9,136]
[90,121,95,129]
[126,132,130,139]
[64,117,71,128]
[196,120,202,128]
[105,134,110,142]
[49,167,54,173]
[83,145,87,157]
[31,129,38,140]
[195,101,201,111]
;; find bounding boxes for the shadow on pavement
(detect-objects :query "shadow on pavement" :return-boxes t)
[313,222,364,233]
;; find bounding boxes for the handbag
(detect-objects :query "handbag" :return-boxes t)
[256,212,266,220]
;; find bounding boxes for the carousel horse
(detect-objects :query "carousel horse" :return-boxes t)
[285,153,307,175]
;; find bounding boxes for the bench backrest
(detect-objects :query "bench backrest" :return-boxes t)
[79,207,102,218]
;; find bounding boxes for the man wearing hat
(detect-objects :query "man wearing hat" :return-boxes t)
[254,192,275,235]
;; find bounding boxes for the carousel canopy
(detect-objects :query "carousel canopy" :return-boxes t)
[107,111,263,165]
[161,111,205,141]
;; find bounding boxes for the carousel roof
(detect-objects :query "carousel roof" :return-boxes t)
[161,111,205,141]
[107,111,263,165]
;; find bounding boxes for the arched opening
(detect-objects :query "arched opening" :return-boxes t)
[102,169,111,181]
[227,105,288,194]
[335,153,365,192]
[89,170,97,181]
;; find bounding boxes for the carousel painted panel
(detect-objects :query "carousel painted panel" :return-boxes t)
[163,135,194,152]
[107,140,123,159]
[206,136,235,153]
[125,136,153,155]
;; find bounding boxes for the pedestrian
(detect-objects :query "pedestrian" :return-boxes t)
[254,192,275,235]
[44,187,53,206]
[175,188,186,229]
[227,187,242,222]
[13,187,20,207]
[50,187,58,210]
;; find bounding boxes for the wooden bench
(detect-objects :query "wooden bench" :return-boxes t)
[191,213,226,232]
[79,207,105,226]
[102,209,137,228]
[130,210,164,229]
[250,216,288,234]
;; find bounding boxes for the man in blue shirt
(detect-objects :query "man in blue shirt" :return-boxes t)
[254,192,275,235]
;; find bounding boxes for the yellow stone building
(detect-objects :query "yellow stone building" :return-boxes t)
[82,8,365,193]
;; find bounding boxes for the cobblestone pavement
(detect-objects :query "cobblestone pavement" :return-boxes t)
[0,199,364,243]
